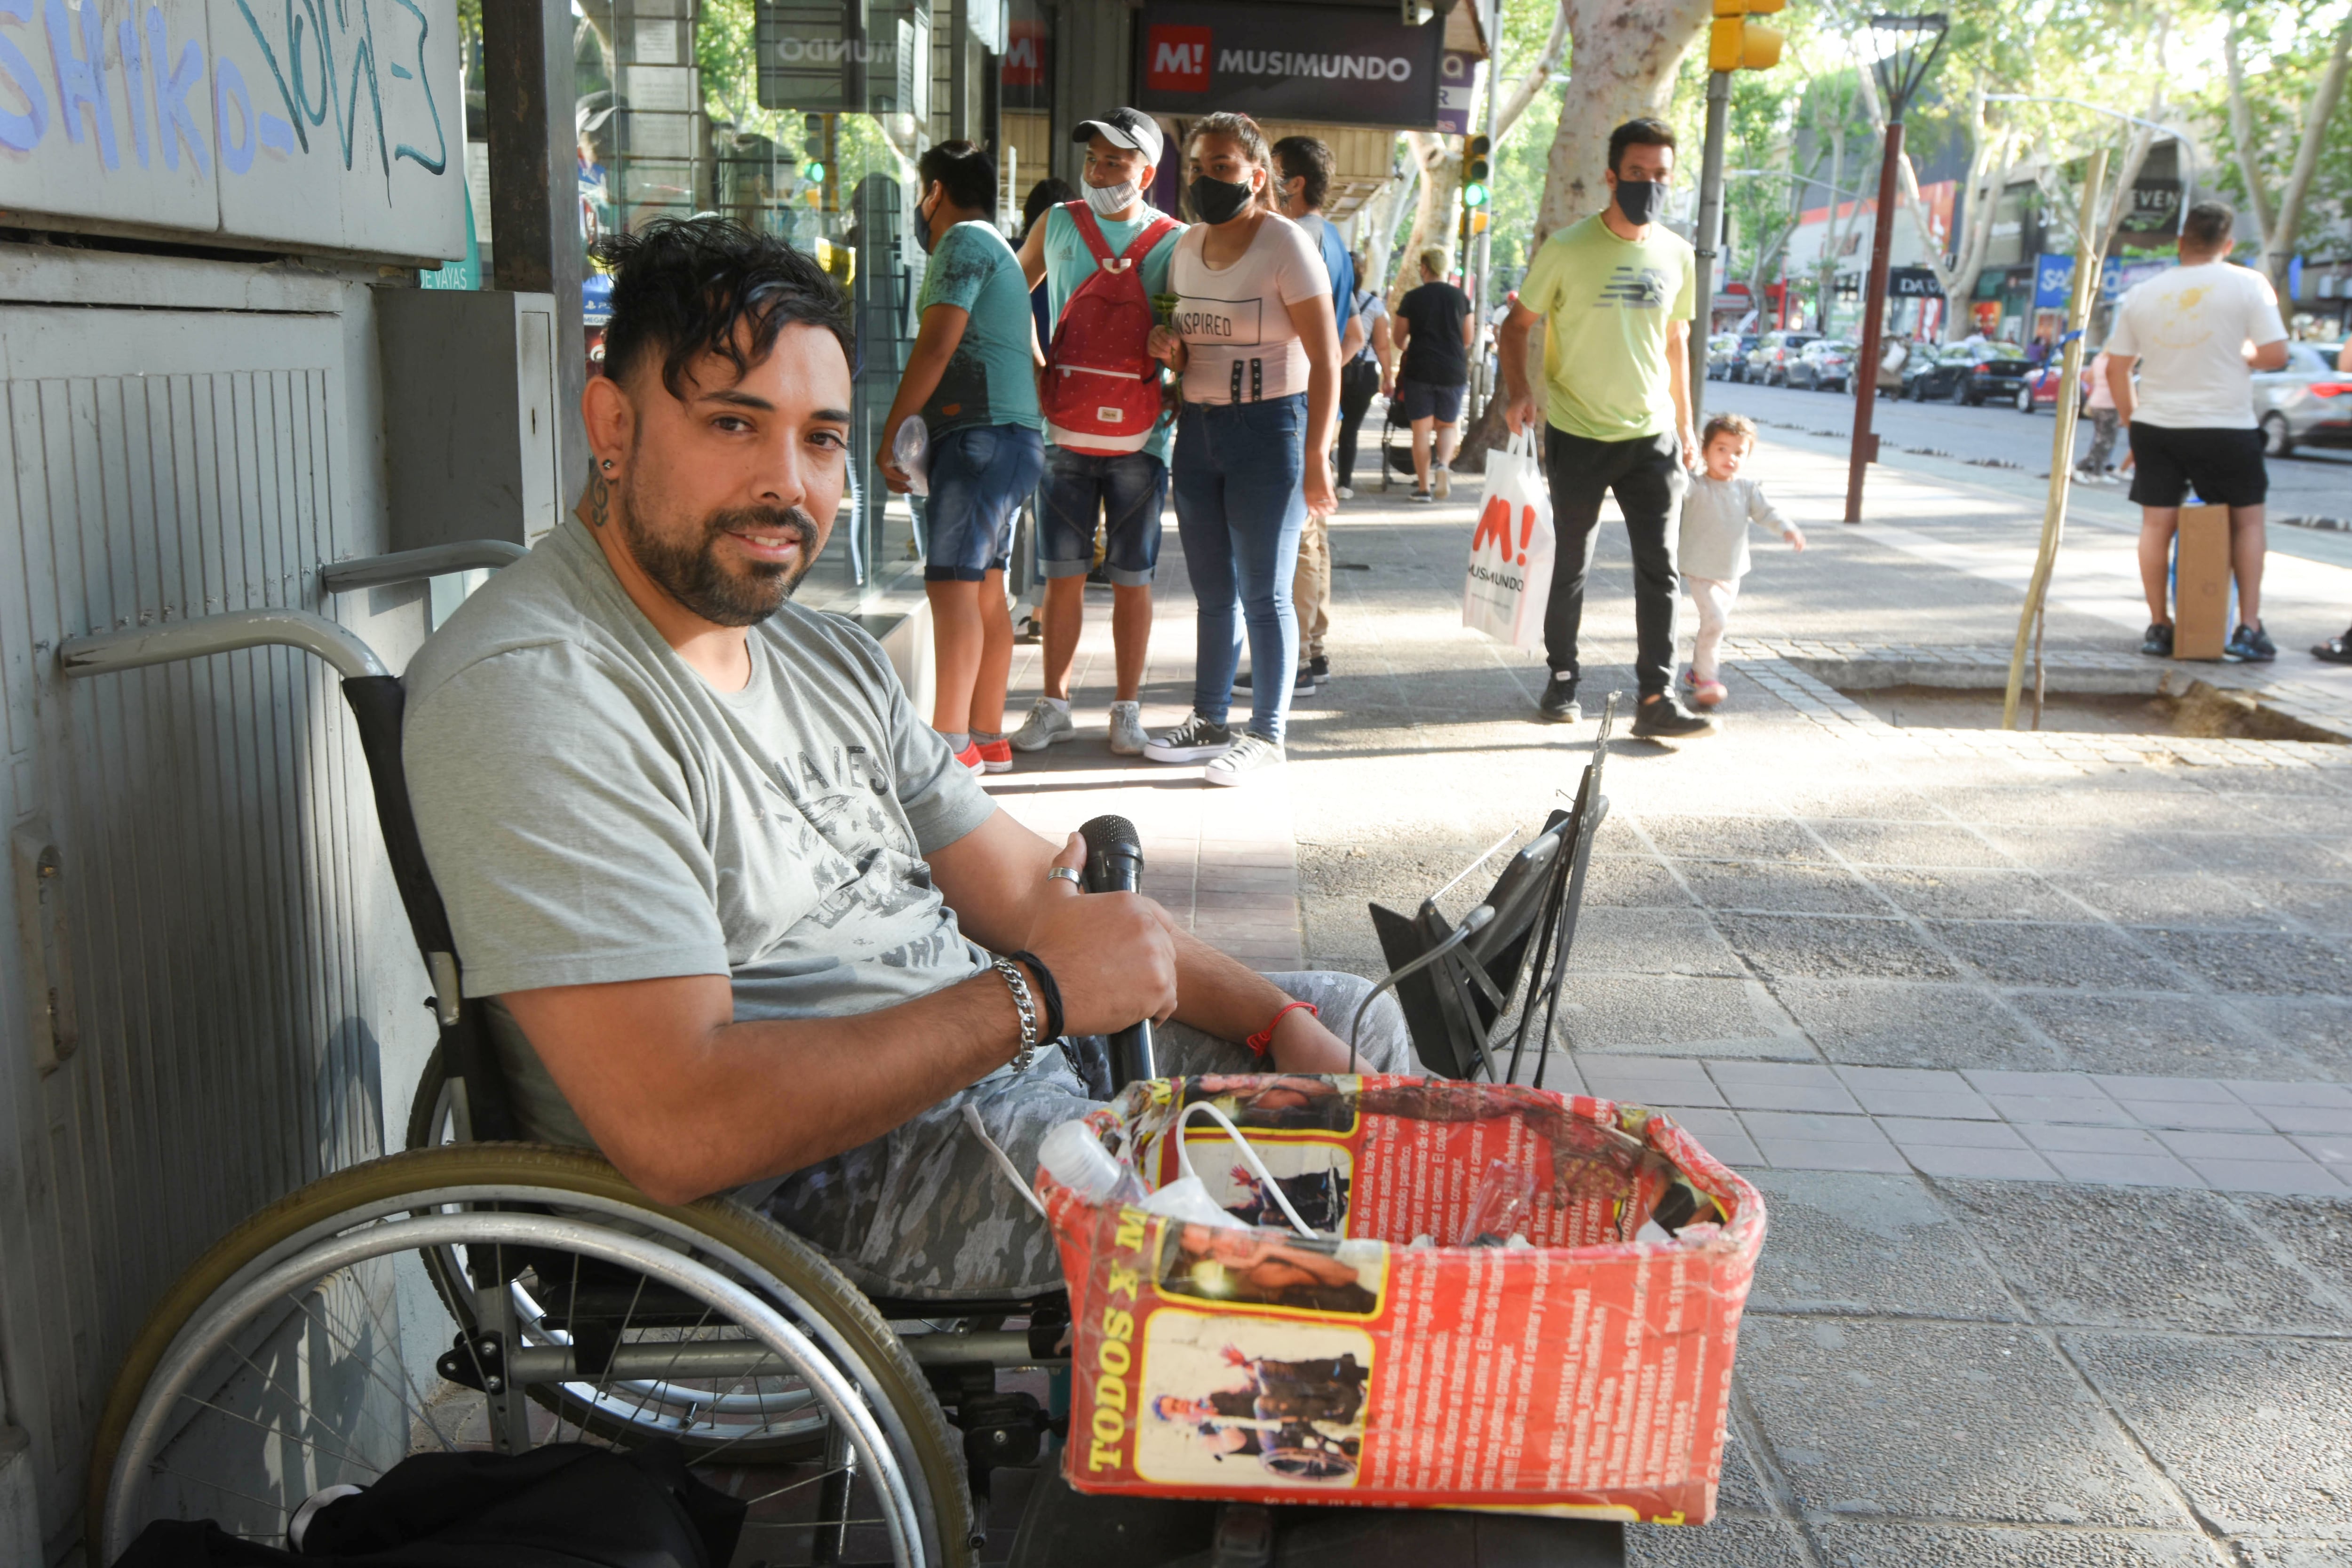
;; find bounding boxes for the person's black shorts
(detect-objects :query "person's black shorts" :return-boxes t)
[2126,423,2268,509]
[1396,378,1465,425]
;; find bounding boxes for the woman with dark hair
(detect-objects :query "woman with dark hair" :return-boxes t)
[1141,112,1341,786]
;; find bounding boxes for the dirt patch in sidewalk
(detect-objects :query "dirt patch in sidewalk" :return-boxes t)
[1837,681,2348,743]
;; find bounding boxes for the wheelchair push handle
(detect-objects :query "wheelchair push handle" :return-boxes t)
[1078,814,1158,1090]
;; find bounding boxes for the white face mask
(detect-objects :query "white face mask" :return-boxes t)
[1084,179,1141,216]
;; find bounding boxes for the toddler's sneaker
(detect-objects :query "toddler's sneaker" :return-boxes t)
[1144,711,1233,763]
[1681,669,1728,709]
[1010,698,1075,751]
[1107,700,1149,756]
[1204,732,1285,786]
[975,736,1014,773]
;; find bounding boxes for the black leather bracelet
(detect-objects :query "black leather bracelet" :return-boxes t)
[1008,949,1066,1043]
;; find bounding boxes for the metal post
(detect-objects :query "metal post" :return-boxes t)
[1690,70,1732,430]
[482,0,589,502]
[1471,0,1502,419]
[2003,147,2111,730]
[1843,118,1906,524]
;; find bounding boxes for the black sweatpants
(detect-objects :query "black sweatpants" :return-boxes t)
[1542,426,1687,699]
[1335,359,1381,489]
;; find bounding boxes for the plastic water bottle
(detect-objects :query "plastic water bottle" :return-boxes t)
[1038,1120,1146,1206]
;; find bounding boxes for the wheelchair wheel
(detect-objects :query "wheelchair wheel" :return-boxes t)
[89,1145,976,1568]
[405,1044,841,1466]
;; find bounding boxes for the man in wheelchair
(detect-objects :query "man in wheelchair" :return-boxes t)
[401,217,1413,1304]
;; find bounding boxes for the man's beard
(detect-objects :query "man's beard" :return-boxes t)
[620,490,819,628]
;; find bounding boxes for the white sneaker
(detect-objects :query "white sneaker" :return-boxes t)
[1335,485,1355,500]
[1107,700,1148,755]
[1144,711,1235,763]
[1204,732,1284,786]
[1433,467,1452,500]
[1009,698,1075,753]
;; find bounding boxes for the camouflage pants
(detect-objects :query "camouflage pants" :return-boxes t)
[759,971,1416,1301]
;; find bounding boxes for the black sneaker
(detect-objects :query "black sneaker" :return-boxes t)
[2139,622,2174,658]
[1235,666,1320,695]
[1537,674,1581,723]
[1411,488,1433,504]
[1144,711,1234,763]
[1631,693,1718,741]
[1308,654,1329,684]
[2226,623,2276,662]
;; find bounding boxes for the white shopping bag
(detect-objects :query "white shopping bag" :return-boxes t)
[1461,428,1554,652]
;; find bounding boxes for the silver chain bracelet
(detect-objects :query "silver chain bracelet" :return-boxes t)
[991,955,1040,1072]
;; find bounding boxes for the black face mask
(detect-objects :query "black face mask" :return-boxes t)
[1190,174,1254,225]
[1614,178,1663,227]
[915,193,940,254]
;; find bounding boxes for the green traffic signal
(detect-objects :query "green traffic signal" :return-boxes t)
[1462,182,1490,208]
[802,160,826,183]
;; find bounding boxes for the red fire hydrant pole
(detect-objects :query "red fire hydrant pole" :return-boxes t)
[1844,119,1907,525]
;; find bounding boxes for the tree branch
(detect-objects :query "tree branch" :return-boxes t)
[2223,23,2279,242]
[1495,0,1571,142]
[2264,16,2352,287]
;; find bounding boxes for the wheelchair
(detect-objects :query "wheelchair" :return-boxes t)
[66,542,1627,1568]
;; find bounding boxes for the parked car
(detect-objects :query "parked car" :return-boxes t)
[2015,359,2092,414]
[1709,332,1760,381]
[1788,338,1858,392]
[2254,342,2352,456]
[1747,330,1821,387]
[1904,342,2032,406]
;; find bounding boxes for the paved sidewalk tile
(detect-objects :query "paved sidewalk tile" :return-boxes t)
[2114,1097,2274,1131]
[2288,1133,2352,1169]
[2150,1129,2315,1162]
[1878,1117,2030,1150]
[2017,1124,2169,1154]
[1901,1145,2062,1181]
[1658,1107,1762,1167]
[1986,1092,2139,1126]
[1712,1077,1865,1114]
[2089,1074,2229,1102]
[2184,1158,2345,1195]
[1740,1110,1886,1143]
[2253,1104,2352,1135]
[1577,1055,1726,1108]
[2042,1151,2206,1186]
[2223,1079,2352,1109]
[1753,1137,1911,1173]
[1963,1069,2113,1098]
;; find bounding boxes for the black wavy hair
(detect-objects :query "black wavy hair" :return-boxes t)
[918,140,997,213]
[1607,117,1677,174]
[592,217,854,398]
[1271,135,1334,212]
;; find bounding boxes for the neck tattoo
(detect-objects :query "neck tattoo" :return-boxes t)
[588,470,611,529]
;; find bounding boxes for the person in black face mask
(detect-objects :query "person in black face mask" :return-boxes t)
[1496,116,1715,744]
[1139,112,1343,787]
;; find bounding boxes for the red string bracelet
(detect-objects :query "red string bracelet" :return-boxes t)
[1245,1001,1319,1058]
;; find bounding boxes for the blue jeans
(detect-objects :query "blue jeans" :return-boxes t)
[1172,396,1307,742]
[1037,446,1168,585]
[923,424,1047,582]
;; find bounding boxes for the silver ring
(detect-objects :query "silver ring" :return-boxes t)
[1047,866,1083,887]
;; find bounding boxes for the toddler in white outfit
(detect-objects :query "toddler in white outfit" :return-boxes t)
[1677,414,1804,708]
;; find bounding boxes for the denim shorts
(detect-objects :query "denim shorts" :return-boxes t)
[923,424,1047,582]
[1037,446,1168,586]
[1396,378,1465,424]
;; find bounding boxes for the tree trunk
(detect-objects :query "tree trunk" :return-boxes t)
[1496,2,1573,141]
[2263,19,2352,292]
[2223,27,2280,244]
[1392,132,1461,300]
[1459,0,1711,470]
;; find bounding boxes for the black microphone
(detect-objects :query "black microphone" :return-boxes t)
[1079,813,1157,1089]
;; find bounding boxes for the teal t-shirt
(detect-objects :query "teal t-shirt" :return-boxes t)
[1041,202,1185,463]
[916,220,1044,437]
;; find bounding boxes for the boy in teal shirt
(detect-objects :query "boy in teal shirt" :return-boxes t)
[880,141,1046,774]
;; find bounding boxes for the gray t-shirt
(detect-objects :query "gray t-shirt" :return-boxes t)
[402,518,1000,1145]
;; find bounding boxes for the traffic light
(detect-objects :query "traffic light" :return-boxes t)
[1470,210,1490,235]
[1709,0,1785,72]
[1462,134,1491,211]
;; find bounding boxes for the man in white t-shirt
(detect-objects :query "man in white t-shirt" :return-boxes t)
[2105,200,2290,662]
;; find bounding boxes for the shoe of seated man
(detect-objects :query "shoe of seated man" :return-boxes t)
[1204,732,1284,786]
[2139,622,2174,658]
[1010,697,1075,752]
[2225,622,2276,663]
[1630,692,1717,741]
[1107,700,1148,756]
[1144,711,1234,763]
[2315,627,2352,665]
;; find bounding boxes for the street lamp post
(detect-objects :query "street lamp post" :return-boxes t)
[1843,13,1948,526]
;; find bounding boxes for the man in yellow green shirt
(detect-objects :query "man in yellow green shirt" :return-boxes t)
[1498,118,1711,742]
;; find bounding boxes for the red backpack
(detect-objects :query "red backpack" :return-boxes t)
[1041,202,1179,455]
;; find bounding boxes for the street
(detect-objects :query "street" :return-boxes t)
[1706,378,2352,523]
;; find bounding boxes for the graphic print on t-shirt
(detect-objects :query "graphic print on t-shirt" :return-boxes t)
[1594,265,1671,309]
[1173,294,1265,345]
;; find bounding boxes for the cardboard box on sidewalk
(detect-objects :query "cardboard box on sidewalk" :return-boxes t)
[2173,503,2233,660]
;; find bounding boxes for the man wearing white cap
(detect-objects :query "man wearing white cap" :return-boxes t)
[1010,108,1187,759]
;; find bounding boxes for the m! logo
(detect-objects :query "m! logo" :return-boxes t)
[1474,495,1536,565]
[1145,26,1212,91]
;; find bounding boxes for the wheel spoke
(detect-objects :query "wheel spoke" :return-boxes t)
[283,1288,450,1455]
[172,1390,385,1479]
[740,1465,852,1509]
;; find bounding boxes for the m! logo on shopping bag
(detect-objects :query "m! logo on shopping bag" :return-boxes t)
[1473,495,1537,566]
